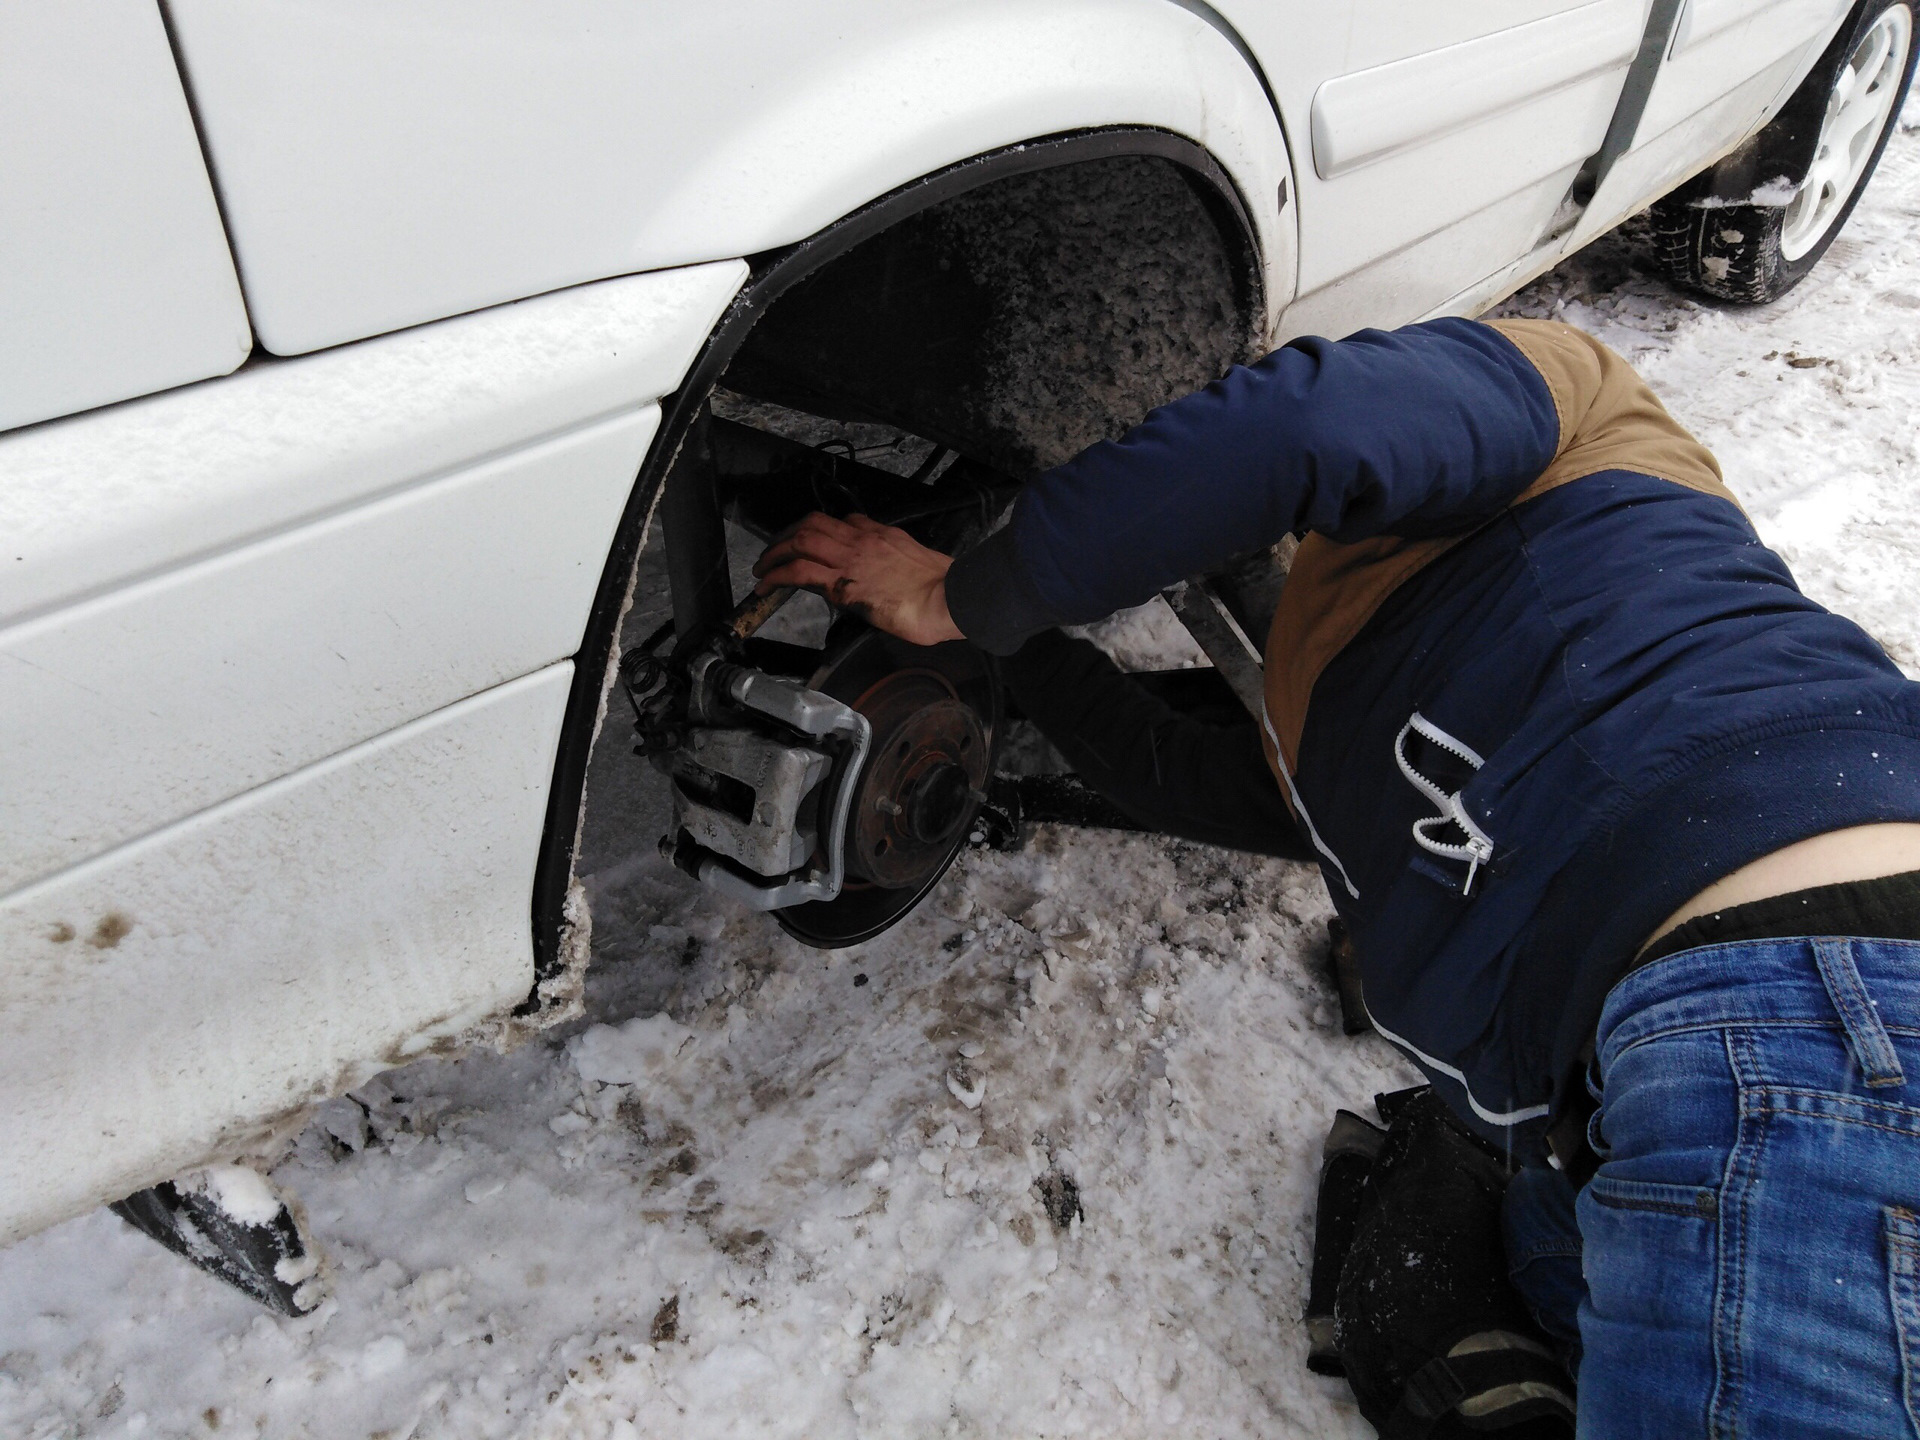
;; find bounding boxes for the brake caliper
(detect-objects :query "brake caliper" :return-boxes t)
[624,643,870,911]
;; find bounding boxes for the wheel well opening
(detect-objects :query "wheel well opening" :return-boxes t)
[721,150,1264,476]
[532,138,1265,1011]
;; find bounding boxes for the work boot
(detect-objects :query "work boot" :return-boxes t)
[1307,1087,1575,1438]
[1306,1106,1387,1374]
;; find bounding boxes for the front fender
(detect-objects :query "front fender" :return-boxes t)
[167,0,1294,356]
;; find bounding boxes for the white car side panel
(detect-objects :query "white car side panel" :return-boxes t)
[164,0,1293,355]
[0,411,652,895]
[1672,0,1800,55]
[1309,0,1643,179]
[1280,175,1585,339]
[1215,0,1641,311]
[0,263,745,631]
[1569,27,1840,248]
[0,666,571,1244]
[0,262,744,1242]
[0,0,249,432]
[1641,0,1848,138]
[1295,68,1627,299]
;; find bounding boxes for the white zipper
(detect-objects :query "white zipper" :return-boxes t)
[1394,712,1496,895]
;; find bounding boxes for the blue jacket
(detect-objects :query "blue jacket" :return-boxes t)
[947,318,1920,1150]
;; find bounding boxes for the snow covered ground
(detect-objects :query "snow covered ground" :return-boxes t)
[6,98,1920,1439]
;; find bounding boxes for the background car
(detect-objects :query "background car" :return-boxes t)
[3,0,1912,1304]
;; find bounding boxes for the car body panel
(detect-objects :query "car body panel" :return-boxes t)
[0,263,744,629]
[1372,0,1849,317]
[1280,179,1582,338]
[0,265,741,1234]
[0,664,570,1245]
[1307,0,1643,181]
[1642,0,1845,146]
[164,0,1294,355]
[0,0,250,432]
[1217,0,1640,316]
[0,410,652,894]
[1,266,743,896]
[1569,0,1849,246]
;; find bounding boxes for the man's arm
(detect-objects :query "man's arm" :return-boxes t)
[759,317,1560,652]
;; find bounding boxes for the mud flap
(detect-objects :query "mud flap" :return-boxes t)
[111,1166,324,1316]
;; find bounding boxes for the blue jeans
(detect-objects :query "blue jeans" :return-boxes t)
[1504,936,1920,1438]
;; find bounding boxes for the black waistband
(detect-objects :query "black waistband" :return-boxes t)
[1634,867,1920,971]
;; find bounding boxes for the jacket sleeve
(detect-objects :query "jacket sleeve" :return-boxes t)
[945,317,1560,655]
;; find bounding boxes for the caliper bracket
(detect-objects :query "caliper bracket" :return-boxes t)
[655,652,872,911]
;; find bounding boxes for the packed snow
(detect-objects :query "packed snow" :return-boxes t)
[5,98,1920,1439]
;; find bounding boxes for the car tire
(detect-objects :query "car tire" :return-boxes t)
[1647,0,1916,303]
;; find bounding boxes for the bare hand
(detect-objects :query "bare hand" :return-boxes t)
[753,513,963,647]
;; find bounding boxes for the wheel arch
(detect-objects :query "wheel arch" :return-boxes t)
[526,125,1276,1005]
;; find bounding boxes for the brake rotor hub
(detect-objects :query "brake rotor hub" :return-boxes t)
[846,674,989,888]
[775,628,1000,948]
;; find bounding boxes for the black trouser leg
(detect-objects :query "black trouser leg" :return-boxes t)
[999,629,1314,861]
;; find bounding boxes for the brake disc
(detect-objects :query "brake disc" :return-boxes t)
[775,626,1000,947]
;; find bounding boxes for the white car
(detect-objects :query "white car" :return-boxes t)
[3,0,1913,1306]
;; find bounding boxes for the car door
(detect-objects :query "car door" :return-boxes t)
[1210,0,1646,333]
[0,0,249,431]
[1570,0,1854,242]
[1652,0,1854,139]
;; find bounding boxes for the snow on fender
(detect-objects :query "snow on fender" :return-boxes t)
[567,1013,694,1087]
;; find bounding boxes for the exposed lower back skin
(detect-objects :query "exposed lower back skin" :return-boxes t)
[1642,822,1920,953]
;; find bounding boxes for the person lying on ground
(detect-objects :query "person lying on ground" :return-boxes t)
[755,316,1920,1440]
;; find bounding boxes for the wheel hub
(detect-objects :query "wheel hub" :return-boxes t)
[774,628,1000,947]
[846,676,989,889]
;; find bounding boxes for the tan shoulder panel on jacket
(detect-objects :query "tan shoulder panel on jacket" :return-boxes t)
[1483,318,1735,508]
[1259,530,1464,786]
[1259,319,1739,797]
